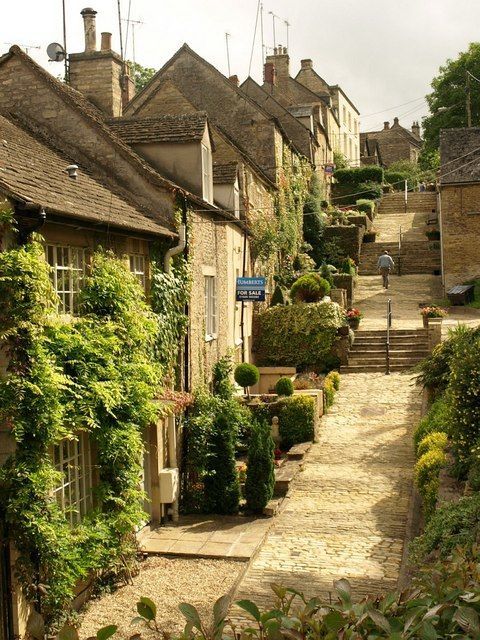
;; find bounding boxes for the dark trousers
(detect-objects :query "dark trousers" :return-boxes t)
[380,267,390,288]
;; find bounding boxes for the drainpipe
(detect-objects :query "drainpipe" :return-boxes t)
[164,224,186,274]
[239,227,248,362]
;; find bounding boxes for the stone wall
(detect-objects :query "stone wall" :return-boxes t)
[323,225,363,265]
[441,184,480,289]
[333,274,355,305]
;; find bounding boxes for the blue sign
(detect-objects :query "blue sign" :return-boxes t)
[236,277,266,302]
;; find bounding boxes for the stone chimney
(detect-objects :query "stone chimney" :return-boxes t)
[266,45,290,84]
[301,59,313,70]
[68,7,135,117]
[383,121,390,130]
[412,121,421,137]
[264,61,276,86]
[228,75,239,87]
[393,116,400,126]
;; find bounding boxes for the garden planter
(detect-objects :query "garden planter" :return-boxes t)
[348,318,360,331]
[423,314,429,328]
[338,325,350,336]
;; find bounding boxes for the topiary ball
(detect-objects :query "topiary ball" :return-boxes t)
[275,377,294,397]
[234,363,260,389]
[290,272,331,303]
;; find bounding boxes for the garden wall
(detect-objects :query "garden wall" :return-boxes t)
[323,225,363,265]
[333,274,355,306]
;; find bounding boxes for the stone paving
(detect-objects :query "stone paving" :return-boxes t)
[233,372,422,609]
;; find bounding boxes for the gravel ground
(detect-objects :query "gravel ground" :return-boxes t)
[79,557,246,639]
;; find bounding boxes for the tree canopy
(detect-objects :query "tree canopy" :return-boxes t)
[423,43,480,153]
[127,60,157,92]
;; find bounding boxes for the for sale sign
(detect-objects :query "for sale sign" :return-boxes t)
[236,277,266,302]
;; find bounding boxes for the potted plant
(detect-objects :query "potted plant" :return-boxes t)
[420,306,448,328]
[346,307,363,330]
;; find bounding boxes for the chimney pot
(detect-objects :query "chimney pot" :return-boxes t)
[264,61,276,86]
[384,121,390,130]
[229,74,239,87]
[283,46,288,54]
[101,32,112,51]
[81,7,97,53]
[393,116,399,126]
[301,59,313,70]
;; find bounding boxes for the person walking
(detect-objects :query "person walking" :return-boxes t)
[377,250,395,289]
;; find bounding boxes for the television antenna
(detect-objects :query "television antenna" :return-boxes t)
[225,32,231,77]
[268,11,280,49]
[284,19,291,50]
[122,17,144,67]
[3,42,40,55]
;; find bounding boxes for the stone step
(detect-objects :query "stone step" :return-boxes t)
[342,364,418,373]
[348,356,425,366]
[349,349,429,357]
[274,461,300,496]
[355,329,427,336]
[287,442,312,460]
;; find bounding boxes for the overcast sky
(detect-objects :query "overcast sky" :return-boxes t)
[2,0,480,132]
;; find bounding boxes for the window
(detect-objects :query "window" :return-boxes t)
[233,185,240,218]
[349,139,353,159]
[348,112,352,130]
[46,245,85,314]
[201,144,213,203]
[53,433,93,526]
[342,106,346,124]
[129,254,146,289]
[204,275,217,339]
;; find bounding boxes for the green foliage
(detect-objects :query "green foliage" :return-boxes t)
[417,431,448,458]
[0,243,167,626]
[355,199,375,215]
[275,395,315,450]
[319,262,335,286]
[290,272,330,303]
[212,355,235,399]
[334,166,384,184]
[423,42,480,153]
[333,150,349,169]
[384,171,408,189]
[269,284,285,307]
[468,460,480,491]
[234,363,259,390]
[303,173,326,268]
[357,181,383,200]
[202,409,240,515]
[245,419,275,513]
[127,60,157,92]
[275,377,294,397]
[340,257,356,276]
[411,493,480,562]
[324,370,340,409]
[387,160,422,190]
[254,301,345,369]
[415,448,447,519]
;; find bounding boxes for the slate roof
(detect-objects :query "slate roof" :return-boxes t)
[0,113,175,236]
[440,127,480,184]
[213,162,238,184]
[108,113,208,144]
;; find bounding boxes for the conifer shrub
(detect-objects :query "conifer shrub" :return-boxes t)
[203,411,240,515]
[290,273,330,303]
[245,418,275,513]
[270,284,286,307]
[275,395,315,450]
[275,377,294,397]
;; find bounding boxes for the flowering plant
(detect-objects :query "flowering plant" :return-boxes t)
[421,306,448,318]
[346,307,363,320]
[274,448,283,460]
[236,462,247,483]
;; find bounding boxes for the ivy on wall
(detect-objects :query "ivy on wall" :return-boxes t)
[0,209,191,627]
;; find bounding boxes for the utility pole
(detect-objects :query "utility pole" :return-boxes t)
[225,32,231,77]
[260,3,265,64]
[467,71,472,127]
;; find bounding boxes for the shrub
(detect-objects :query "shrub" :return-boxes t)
[355,199,375,215]
[468,461,480,491]
[275,377,294,397]
[234,363,259,395]
[203,408,240,515]
[319,263,334,286]
[270,284,285,307]
[357,181,383,200]
[384,170,407,188]
[333,166,384,185]
[275,395,315,449]
[417,431,448,458]
[411,493,480,562]
[254,301,345,369]
[415,448,447,519]
[413,397,450,453]
[245,418,275,513]
[323,370,340,409]
[340,257,356,275]
[290,272,330,303]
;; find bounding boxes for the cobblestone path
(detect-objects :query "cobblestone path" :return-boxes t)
[233,373,422,608]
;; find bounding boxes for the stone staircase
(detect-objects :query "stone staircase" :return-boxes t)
[342,329,430,373]
[359,240,441,275]
[378,192,437,215]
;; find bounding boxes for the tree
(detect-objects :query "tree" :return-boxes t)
[422,43,480,153]
[303,173,326,267]
[127,60,157,92]
[245,419,275,513]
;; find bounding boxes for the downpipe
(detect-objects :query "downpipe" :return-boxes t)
[164,224,186,274]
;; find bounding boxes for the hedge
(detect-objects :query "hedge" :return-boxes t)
[274,395,315,449]
[254,301,345,369]
[333,166,384,185]
[356,199,375,215]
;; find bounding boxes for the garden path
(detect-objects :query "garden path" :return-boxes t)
[232,372,422,611]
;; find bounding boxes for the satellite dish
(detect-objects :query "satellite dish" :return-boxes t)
[47,42,66,62]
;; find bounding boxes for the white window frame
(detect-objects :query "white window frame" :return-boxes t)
[201,143,213,203]
[204,275,217,341]
[52,433,93,526]
[46,244,86,314]
[129,254,147,289]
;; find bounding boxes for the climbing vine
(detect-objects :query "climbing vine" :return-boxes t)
[0,208,191,628]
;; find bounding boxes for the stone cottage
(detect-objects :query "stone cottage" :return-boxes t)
[439,127,480,290]
[360,118,422,167]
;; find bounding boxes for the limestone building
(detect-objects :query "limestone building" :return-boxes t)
[360,118,422,167]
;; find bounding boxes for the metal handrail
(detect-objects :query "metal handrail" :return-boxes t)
[386,299,392,375]
[398,226,402,276]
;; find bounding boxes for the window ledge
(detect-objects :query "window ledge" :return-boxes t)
[205,334,217,343]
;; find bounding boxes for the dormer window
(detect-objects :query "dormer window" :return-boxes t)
[202,143,213,203]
